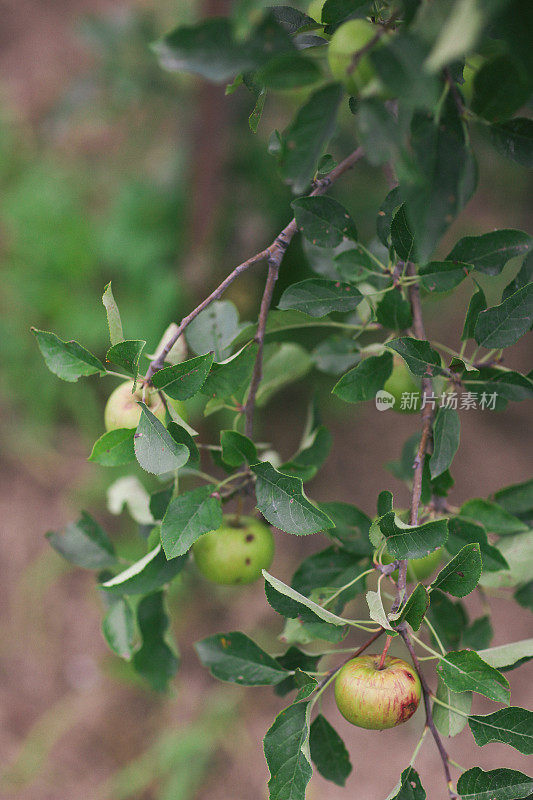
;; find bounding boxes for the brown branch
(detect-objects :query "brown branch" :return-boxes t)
[400,627,457,799]
[143,148,364,389]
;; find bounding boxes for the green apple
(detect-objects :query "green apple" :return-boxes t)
[327,19,378,93]
[308,0,325,22]
[192,516,274,586]
[104,379,187,431]
[334,654,421,729]
[383,357,421,414]
[382,548,444,582]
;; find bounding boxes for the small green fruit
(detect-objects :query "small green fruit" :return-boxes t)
[193,516,274,586]
[383,357,421,414]
[335,654,421,729]
[328,19,377,94]
[382,548,444,582]
[307,0,325,22]
[104,380,187,431]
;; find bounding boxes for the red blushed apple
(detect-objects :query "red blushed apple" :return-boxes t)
[334,654,421,730]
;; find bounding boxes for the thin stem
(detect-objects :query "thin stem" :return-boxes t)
[400,628,457,799]
[322,568,375,608]
[216,470,250,491]
[378,635,393,669]
[430,694,470,719]
[410,726,429,767]
[422,616,447,656]
[411,635,444,660]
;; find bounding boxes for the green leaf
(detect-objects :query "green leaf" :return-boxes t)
[320,501,373,557]
[366,590,394,631]
[515,581,533,611]
[88,428,136,467]
[469,707,533,754]
[378,512,448,560]
[419,261,471,293]
[132,592,178,692]
[220,430,257,467]
[291,546,368,607]
[387,337,444,376]
[471,55,530,123]
[462,616,493,651]
[462,284,487,340]
[291,196,358,248]
[480,531,533,589]
[46,512,117,569]
[134,403,189,475]
[151,353,214,400]
[431,544,482,597]
[252,461,333,534]
[102,282,124,346]
[256,343,313,406]
[447,229,533,276]
[309,715,352,787]
[167,421,200,468]
[430,407,460,479]
[376,288,413,331]
[101,545,187,594]
[32,328,105,382]
[400,99,476,262]
[106,339,146,379]
[195,632,289,686]
[490,118,533,168]
[503,253,533,301]
[437,650,510,704]
[377,186,402,248]
[446,517,509,572]
[161,485,223,558]
[460,499,528,535]
[186,300,244,361]
[201,343,257,399]
[386,767,426,799]
[355,99,402,167]
[263,702,312,800]
[457,767,533,800]
[279,82,344,194]
[474,284,533,349]
[333,351,393,403]
[150,487,173,522]
[263,570,348,627]
[477,638,533,671]
[275,648,322,697]
[102,597,135,660]
[432,677,471,738]
[391,205,415,260]
[392,583,430,631]
[278,278,362,317]
[280,424,332,481]
[428,590,467,651]
[370,33,439,110]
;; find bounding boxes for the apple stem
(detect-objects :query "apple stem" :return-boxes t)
[377,635,393,669]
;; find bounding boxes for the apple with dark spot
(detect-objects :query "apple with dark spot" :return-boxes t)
[192,516,274,586]
[334,654,421,729]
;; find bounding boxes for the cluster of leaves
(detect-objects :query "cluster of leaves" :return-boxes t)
[33,0,533,798]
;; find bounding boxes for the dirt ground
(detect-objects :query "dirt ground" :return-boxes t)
[1,2,532,799]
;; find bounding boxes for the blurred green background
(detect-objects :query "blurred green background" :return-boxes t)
[1,2,531,800]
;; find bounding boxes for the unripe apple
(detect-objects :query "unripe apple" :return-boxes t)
[327,19,378,94]
[104,380,187,431]
[382,548,444,582]
[334,654,421,729]
[308,0,325,22]
[192,516,274,586]
[383,357,421,414]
